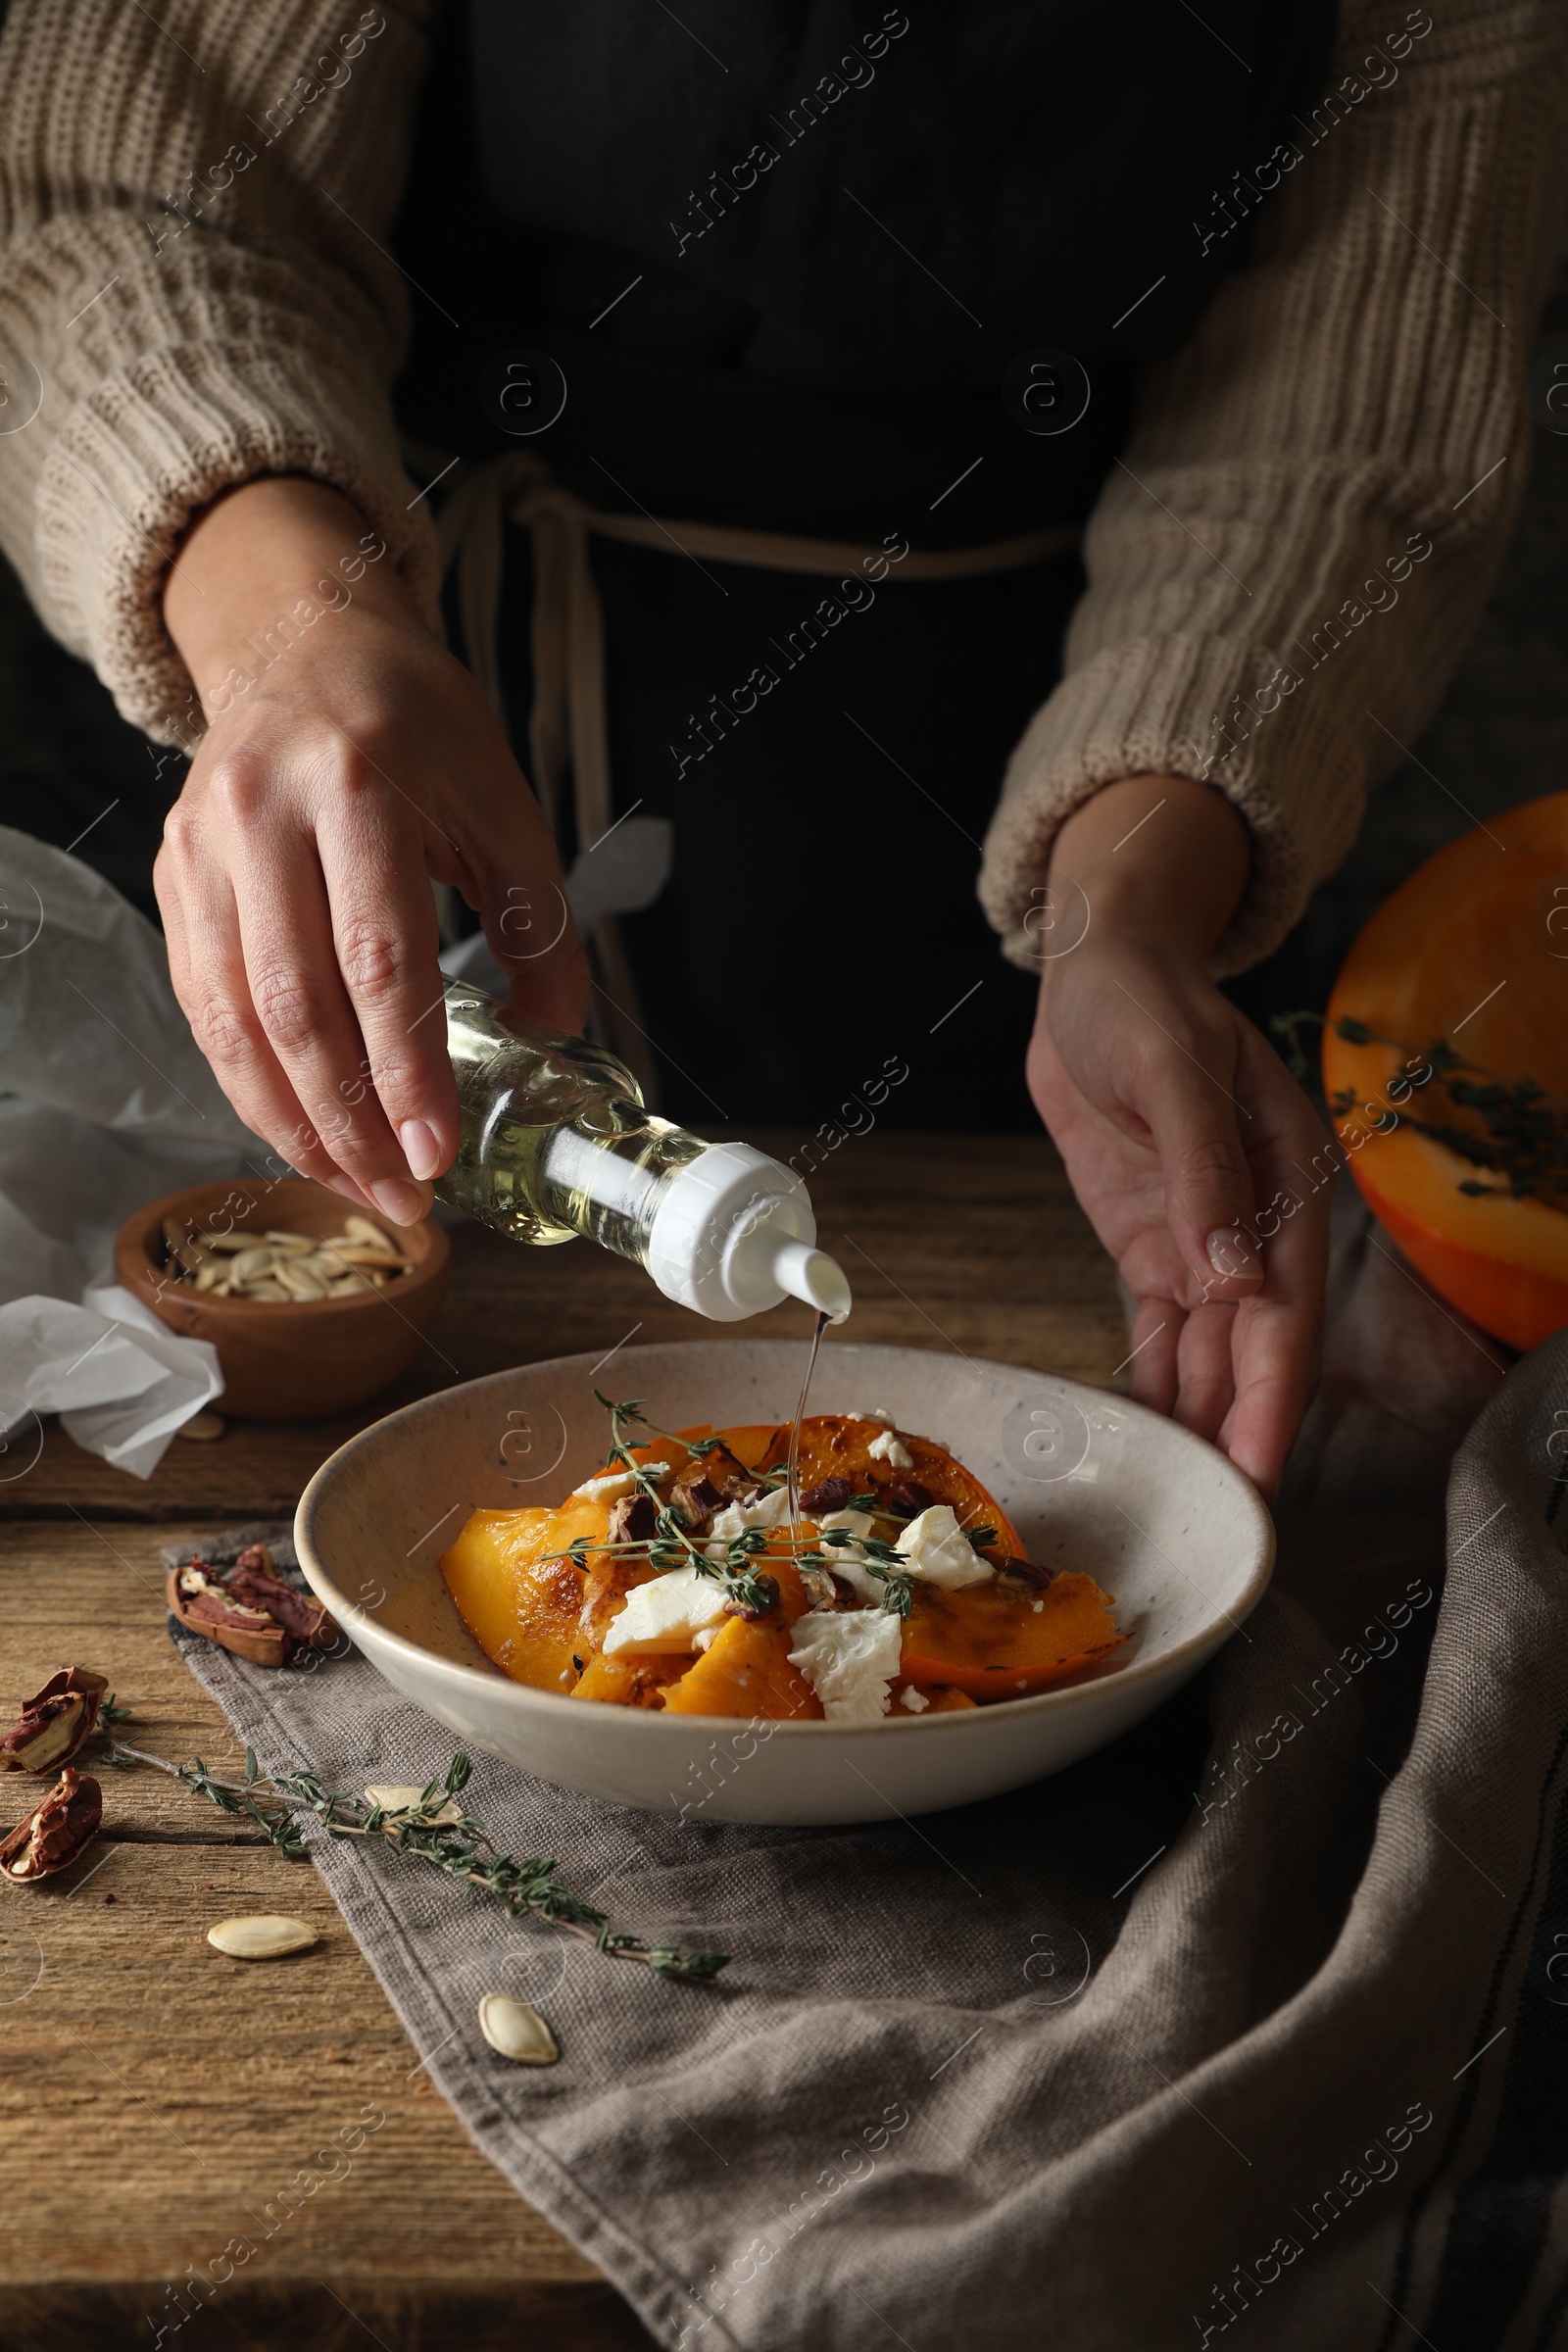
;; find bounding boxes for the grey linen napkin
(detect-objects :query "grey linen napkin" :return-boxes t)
[163,1248,1568,2352]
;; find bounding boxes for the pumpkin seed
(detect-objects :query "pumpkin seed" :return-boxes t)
[164,1214,409,1302]
[173,1408,225,1443]
[275,1259,329,1299]
[363,1784,463,1822]
[477,1993,559,2065]
[207,1913,318,1960]
[345,1214,400,1254]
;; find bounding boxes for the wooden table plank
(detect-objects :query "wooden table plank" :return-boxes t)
[4,1132,1124,1522]
[0,1525,649,2351]
[1,1132,1125,2347]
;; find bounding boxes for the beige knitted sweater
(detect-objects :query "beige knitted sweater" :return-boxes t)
[0,0,1562,974]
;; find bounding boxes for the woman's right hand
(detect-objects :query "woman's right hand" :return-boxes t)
[155,474,588,1224]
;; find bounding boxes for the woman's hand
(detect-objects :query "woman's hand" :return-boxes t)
[1027,776,1333,1499]
[155,476,588,1224]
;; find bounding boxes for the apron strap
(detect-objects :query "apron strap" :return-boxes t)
[431,447,1081,1103]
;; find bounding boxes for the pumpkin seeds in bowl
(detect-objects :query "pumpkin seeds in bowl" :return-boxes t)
[161,1212,411,1302]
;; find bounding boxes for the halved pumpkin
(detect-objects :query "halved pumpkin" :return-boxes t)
[1322,790,1568,1349]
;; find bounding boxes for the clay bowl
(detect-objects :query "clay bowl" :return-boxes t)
[117,1177,450,1422]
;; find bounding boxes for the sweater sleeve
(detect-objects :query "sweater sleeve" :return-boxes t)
[0,0,441,747]
[978,0,1568,976]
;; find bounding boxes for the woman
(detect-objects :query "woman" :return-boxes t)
[0,0,1560,1497]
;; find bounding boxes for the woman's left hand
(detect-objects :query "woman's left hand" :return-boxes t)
[1025,775,1335,1500]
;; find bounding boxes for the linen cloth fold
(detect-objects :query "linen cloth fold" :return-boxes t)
[165,1257,1567,2351]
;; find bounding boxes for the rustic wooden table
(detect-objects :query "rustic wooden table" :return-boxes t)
[0,1132,1130,2352]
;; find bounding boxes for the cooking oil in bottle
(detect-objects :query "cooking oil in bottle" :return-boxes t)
[436,979,851,1322]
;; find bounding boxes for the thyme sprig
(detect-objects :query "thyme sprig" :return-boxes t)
[584,1394,777,1615]
[538,1397,985,1622]
[100,1735,727,1983]
[1271,1009,1568,1203]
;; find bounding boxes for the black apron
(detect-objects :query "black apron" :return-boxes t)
[392,2,1337,1129]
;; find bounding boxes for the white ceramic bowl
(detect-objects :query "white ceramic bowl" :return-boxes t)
[294,1341,1274,1825]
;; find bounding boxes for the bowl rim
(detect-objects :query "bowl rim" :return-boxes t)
[117,1176,449,1316]
[294,1342,1276,1736]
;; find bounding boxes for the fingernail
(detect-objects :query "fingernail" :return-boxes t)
[399,1118,442,1181]
[324,1171,372,1208]
[1206,1226,1262,1282]
[369,1176,430,1228]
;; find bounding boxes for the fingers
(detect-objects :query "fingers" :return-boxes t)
[1216,1035,1334,1494]
[476,862,592,1038]
[225,772,432,1225]
[316,773,459,1184]
[1221,1295,1324,1500]
[1124,1295,1180,1417]
[155,809,379,1211]
[1138,1047,1262,1303]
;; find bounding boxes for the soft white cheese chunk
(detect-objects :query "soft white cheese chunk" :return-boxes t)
[896,1504,992,1590]
[602,1565,728,1655]
[851,1406,896,1425]
[867,1428,914,1470]
[570,1463,669,1502]
[705,1480,792,1557]
[788,1609,904,1722]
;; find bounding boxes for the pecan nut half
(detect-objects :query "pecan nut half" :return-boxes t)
[670,1444,764,1535]
[0,1667,109,1775]
[167,1557,337,1667]
[995,1554,1056,1592]
[0,1766,103,1881]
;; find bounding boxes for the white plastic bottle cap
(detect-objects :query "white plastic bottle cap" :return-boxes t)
[645,1143,853,1322]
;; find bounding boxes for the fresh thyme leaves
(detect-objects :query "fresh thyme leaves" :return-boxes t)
[1270,1009,1568,1204]
[100,1734,727,1983]
[592,1392,724,1457]
[569,1395,777,1612]
[545,1396,1001,1623]
[870,1569,915,1619]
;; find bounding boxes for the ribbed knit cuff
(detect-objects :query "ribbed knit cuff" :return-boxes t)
[29,333,444,745]
[977,631,1370,979]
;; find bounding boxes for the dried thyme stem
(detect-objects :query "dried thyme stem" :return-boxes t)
[102,1736,726,1984]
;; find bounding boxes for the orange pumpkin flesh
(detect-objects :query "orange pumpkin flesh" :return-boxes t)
[442,1422,1118,1715]
[755,1416,1030,1559]
[902,1572,1123,1696]
[1322,791,1568,1350]
[660,1557,821,1718]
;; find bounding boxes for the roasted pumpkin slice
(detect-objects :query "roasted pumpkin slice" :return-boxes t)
[440,1438,674,1691]
[661,1616,822,1719]
[895,1683,978,1714]
[660,1557,820,1719]
[902,1571,1123,1697]
[441,1508,587,1694]
[572,1652,690,1707]
[751,1416,1027,1557]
